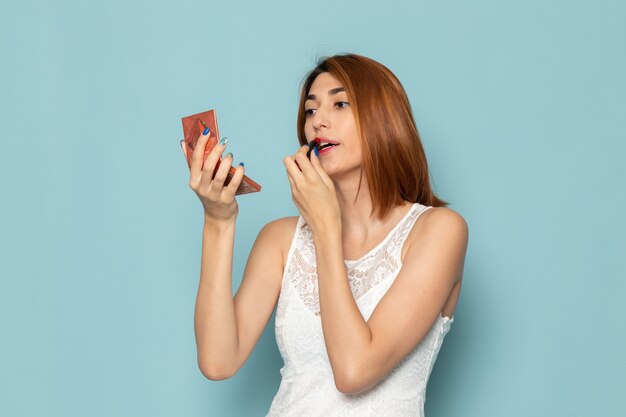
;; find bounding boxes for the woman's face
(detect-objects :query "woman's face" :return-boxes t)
[303,72,362,178]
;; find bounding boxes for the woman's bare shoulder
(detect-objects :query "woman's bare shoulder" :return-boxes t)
[417,207,468,240]
[259,216,300,264]
[262,215,299,234]
[404,207,468,257]
[421,206,468,229]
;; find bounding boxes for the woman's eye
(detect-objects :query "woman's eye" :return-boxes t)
[304,108,316,116]
[336,101,350,108]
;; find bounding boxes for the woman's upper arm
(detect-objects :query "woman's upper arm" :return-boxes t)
[230,216,297,376]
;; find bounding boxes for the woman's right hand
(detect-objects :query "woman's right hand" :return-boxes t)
[181,129,245,223]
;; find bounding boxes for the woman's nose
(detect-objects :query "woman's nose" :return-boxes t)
[312,107,329,130]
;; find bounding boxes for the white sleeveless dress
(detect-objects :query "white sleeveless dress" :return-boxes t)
[265,202,454,417]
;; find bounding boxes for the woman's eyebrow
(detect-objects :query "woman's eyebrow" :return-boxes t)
[305,87,346,102]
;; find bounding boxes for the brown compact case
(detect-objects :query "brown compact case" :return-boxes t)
[182,109,261,195]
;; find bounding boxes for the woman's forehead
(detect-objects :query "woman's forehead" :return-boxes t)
[309,72,344,92]
[306,73,347,101]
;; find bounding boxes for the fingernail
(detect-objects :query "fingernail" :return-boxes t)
[314,147,319,156]
[180,140,184,148]
[220,137,228,146]
[202,127,210,135]
[239,162,244,166]
[225,152,233,159]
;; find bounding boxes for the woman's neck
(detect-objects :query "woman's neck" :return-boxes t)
[333,177,410,240]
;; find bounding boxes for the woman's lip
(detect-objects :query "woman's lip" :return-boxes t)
[314,137,339,145]
[318,143,338,155]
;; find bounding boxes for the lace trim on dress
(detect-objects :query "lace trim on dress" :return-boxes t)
[288,204,430,317]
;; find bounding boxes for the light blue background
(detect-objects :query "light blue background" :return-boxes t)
[1,0,624,416]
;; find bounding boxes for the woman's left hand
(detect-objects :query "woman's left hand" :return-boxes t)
[283,144,341,233]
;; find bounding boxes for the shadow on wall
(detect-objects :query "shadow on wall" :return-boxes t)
[426,257,490,415]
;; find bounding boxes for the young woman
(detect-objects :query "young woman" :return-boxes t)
[181,53,468,416]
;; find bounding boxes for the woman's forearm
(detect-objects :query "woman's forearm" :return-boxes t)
[313,224,372,388]
[194,215,239,379]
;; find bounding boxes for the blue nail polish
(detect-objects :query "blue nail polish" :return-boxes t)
[219,137,228,145]
[239,162,244,166]
[180,140,184,148]
[314,147,319,156]
[202,127,210,135]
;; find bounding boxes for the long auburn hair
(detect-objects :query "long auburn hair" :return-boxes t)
[296,53,448,220]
